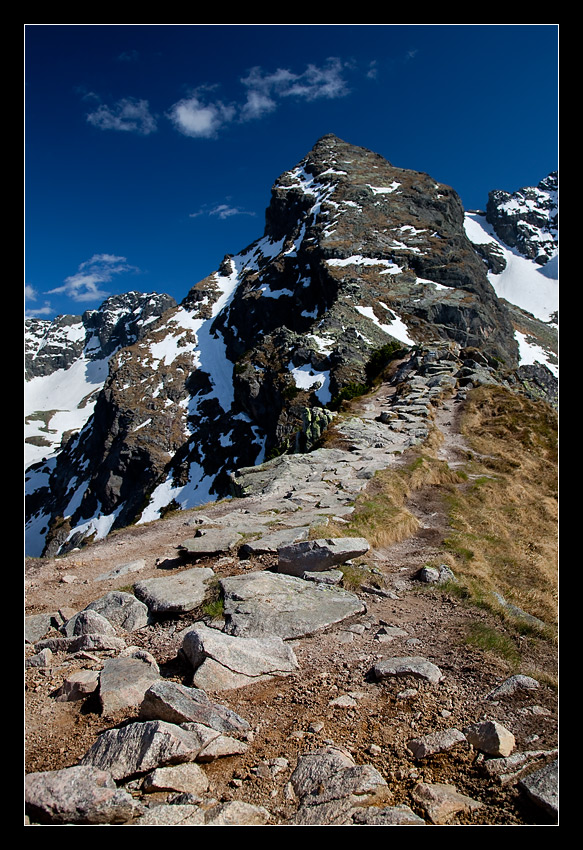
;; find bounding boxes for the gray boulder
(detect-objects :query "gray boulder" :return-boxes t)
[141,762,209,796]
[134,567,215,614]
[25,765,143,824]
[25,611,65,643]
[407,728,466,759]
[373,656,444,684]
[220,571,366,640]
[411,781,483,825]
[177,529,242,557]
[98,656,160,715]
[80,720,214,780]
[61,609,117,638]
[85,590,149,632]
[140,679,250,735]
[290,745,390,824]
[182,622,299,691]
[485,674,540,700]
[239,526,310,556]
[517,759,558,817]
[278,537,370,576]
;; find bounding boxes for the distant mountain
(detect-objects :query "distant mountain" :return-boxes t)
[25,291,177,469]
[486,172,558,266]
[25,135,558,557]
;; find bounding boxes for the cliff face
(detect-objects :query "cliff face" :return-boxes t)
[26,135,553,557]
[486,172,558,266]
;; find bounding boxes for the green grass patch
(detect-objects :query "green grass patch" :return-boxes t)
[202,596,225,620]
[464,622,521,666]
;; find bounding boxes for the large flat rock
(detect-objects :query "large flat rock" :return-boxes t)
[25,765,143,825]
[139,679,250,735]
[239,526,310,556]
[177,529,242,557]
[134,567,215,614]
[80,721,212,780]
[220,571,366,640]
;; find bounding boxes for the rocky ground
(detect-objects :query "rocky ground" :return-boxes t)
[25,361,558,827]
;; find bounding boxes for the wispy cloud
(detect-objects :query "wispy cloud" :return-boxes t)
[117,49,139,63]
[190,202,256,220]
[169,57,351,139]
[25,285,53,318]
[86,97,157,135]
[240,57,349,118]
[47,254,139,303]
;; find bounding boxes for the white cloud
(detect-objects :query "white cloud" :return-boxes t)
[86,97,157,135]
[47,254,139,303]
[25,285,53,317]
[117,49,139,63]
[366,60,379,80]
[241,58,349,112]
[190,203,256,221]
[167,94,236,139]
[168,57,350,139]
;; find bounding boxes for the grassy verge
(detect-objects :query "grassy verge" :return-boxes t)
[322,431,465,549]
[443,385,558,632]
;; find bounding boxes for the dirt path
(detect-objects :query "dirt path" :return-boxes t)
[25,387,558,825]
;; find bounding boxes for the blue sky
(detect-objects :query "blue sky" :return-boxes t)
[25,24,558,320]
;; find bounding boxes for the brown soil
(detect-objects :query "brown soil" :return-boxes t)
[25,391,558,826]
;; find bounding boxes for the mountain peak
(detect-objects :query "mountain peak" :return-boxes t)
[26,137,557,557]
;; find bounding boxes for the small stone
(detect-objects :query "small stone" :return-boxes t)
[486,674,540,700]
[141,762,209,796]
[412,781,483,824]
[464,720,515,757]
[407,728,466,759]
[54,669,100,702]
[374,656,443,684]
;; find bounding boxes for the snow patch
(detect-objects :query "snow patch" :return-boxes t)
[355,305,415,345]
[515,331,558,377]
[464,213,558,323]
[288,362,332,405]
[367,182,401,194]
[327,256,397,268]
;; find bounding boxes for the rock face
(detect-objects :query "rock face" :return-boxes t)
[26,134,555,559]
[486,172,558,266]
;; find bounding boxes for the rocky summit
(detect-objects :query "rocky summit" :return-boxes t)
[25,135,558,827]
